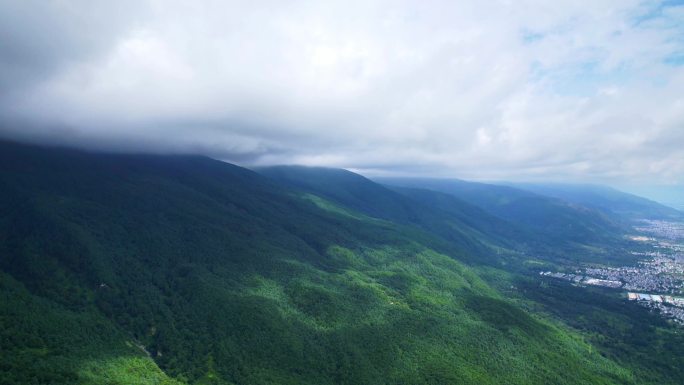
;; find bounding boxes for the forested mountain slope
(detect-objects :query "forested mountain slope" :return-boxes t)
[509,183,683,221]
[377,177,634,263]
[0,141,637,385]
[257,166,533,261]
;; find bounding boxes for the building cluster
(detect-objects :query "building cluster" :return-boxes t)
[634,219,684,241]
[540,219,684,325]
[627,292,684,305]
[538,271,623,288]
[628,293,684,325]
[583,254,684,294]
[539,252,684,293]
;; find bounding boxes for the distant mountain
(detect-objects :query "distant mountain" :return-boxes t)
[375,177,633,262]
[507,183,684,221]
[256,166,432,224]
[257,166,533,260]
[1,141,639,385]
[258,166,617,265]
[386,185,533,245]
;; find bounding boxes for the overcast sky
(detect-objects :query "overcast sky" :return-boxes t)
[1,0,683,186]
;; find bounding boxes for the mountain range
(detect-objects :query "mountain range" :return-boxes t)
[1,140,682,385]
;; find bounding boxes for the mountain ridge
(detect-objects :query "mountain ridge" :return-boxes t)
[2,141,682,385]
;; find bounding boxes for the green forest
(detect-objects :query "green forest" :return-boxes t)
[1,141,682,384]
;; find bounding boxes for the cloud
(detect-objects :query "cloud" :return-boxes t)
[0,0,683,184]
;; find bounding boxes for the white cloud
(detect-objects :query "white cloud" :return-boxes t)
[1,0,683,183]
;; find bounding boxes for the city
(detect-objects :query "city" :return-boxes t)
[540,220,684,324]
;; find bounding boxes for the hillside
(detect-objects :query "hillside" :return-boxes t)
[0,141,639,385]
[376,177,634,263]
[508,183,684,221]
[257,166,533,261]
[256,166,599,266]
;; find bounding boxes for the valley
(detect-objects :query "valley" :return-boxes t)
[539,219,684,324]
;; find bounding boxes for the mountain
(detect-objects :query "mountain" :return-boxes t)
[507,183,684,221]
[256,166,592,265]
[255,166,424,223]
[375,177,633,262]
[0,140,640,385]
[256,166,533,261]
[385,185,532,246]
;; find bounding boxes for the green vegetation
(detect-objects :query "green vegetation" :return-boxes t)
[0,141,681,384]
[266,168,641,266]
[518,278,684,385]
[259,166,507,261]
[0,271,179,385]
[78,357,184,385]
[376,176,638,264]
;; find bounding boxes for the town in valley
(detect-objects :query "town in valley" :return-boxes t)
[540,220,684,324]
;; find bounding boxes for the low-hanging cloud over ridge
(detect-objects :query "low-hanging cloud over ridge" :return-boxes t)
[1,0,683,184]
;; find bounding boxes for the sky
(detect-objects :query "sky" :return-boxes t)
[1,1,683,193]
